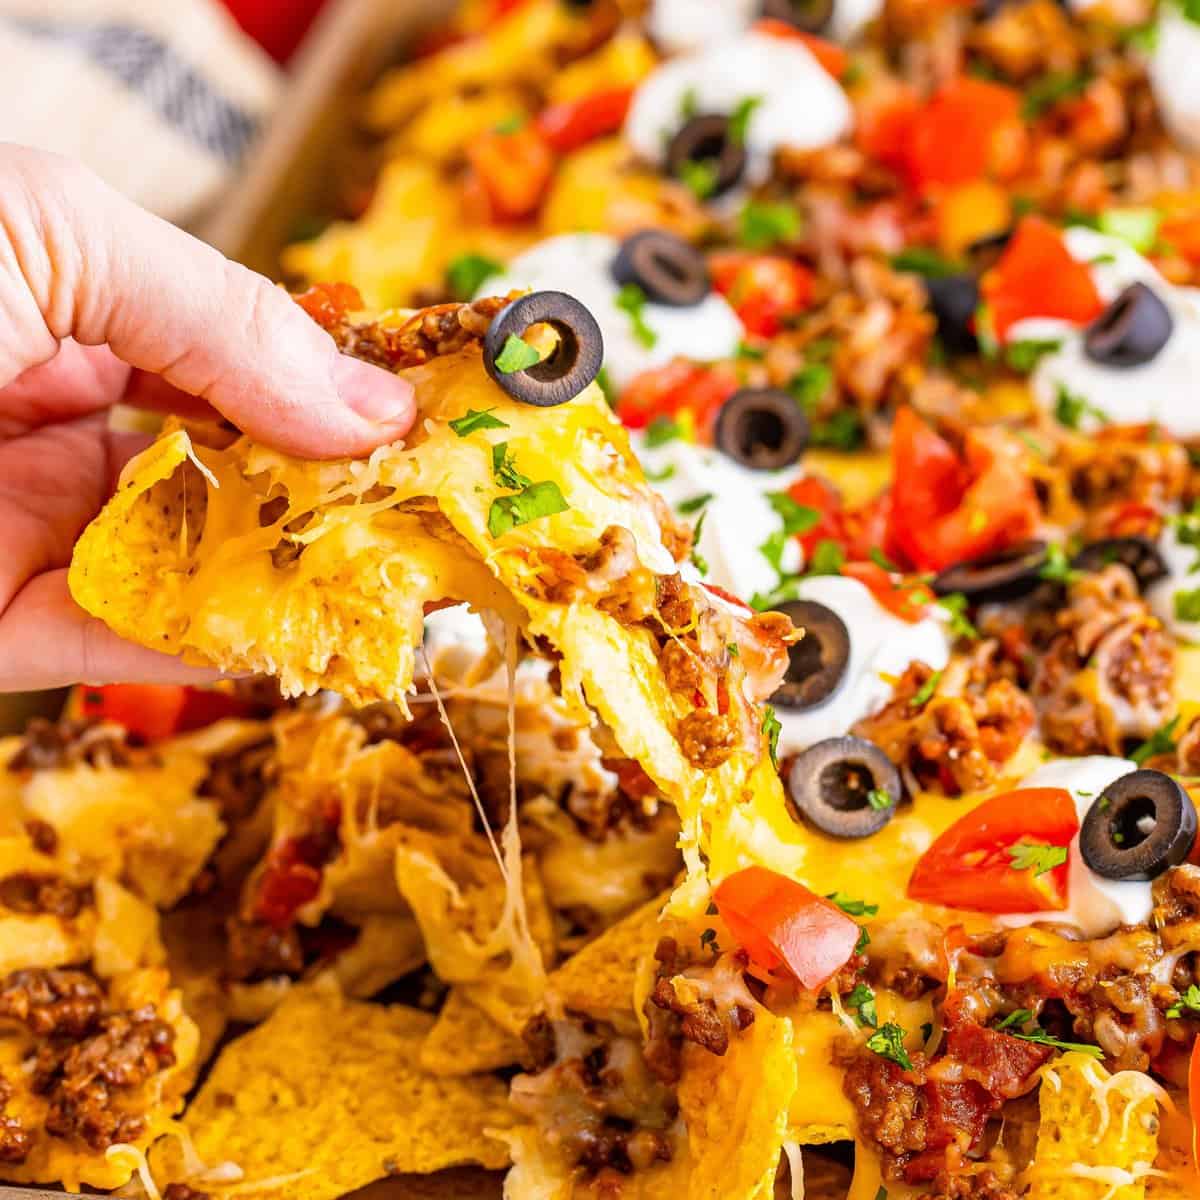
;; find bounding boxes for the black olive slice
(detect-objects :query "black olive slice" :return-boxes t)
[931,540,1048,604]
[483,291,603,406]
[713,389,809,471]
[769,600,851,710]
[760,0,835,33]
[1080,770,1197,881]
[787,736,901,839]
[923,274,980,356]
[1071,537,1169,592]
[1083,282,1174,368]
[665,115,748,199]
[611,231,710,307]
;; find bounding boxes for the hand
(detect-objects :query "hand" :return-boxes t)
[0,144,416,692]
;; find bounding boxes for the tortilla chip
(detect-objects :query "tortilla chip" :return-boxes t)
[420,987,525,1076]
[795,1147,853,1200]
[152,985,513,1200]
[345,1166,504,1198]
[548,890,667,1034]
[1027,1053,1167,1199]
[677,1009,798,1200]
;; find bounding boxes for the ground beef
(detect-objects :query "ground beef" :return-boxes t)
[35,1006,175,1150]
[0,969,105,1038]
[0,872,92,919]
[675,711,737,770]
[301,290,508,371]
[7,718,135,771]
[0,1076,30,1164]
[224,917,305,982]
[23,819,57,856]
[199,736,277,825]
[655,575,696,633]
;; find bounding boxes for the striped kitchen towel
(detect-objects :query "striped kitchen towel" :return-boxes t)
[0,0,282,223]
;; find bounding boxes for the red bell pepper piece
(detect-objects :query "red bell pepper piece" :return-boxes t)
[714,865,861,990]
[907,787,1078,913]
[981,216,1104,342]
[78,685,253,742]
[466,124,555,222]
[710,253,814,339]
[536,86,635,154]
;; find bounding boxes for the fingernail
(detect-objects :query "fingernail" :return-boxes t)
[334,353,415,427]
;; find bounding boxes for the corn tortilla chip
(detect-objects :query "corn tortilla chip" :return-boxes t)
[420,987,525,1076]
[152,985,513,1200]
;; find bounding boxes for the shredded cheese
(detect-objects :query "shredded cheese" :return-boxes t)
[106,1143,162,1200]
[782,1140,805,1200]
[827,988,858,1035]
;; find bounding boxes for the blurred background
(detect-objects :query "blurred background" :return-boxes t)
[0,0,331,225]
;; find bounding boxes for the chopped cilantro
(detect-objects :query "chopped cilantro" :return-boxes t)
[1171,504,1200,574]
[739,200,802,250]
[889,247,964,278]
[1022,72,1089,120]
[448,408,508,437]
[845,983,878,1029]
[912,670,941,708]
[677,492,713,515]
[615,283,658,349]
[679,87,699,123]
[827,893,879,917]
[1131,714,1181,765]
[866,1023,913,1071]
[1054,383,1108,429]
[1008,842,1069,876]
[595,365,616,409]
[749,579,804,611]
[494,334,541,374]
[678,158,719,200]
[869,547,901,572]
[447,252,502,301]
[1039,543,1081,585]
[644,415,685,448]
[788,363,834,409]
[690,508,709,576]
[1176,587,1200,623]
[806,539,845,577]
[874,1189,888,1200]
[645,462,677,483]
[1121,22,1158,51]
[1167,984,1200,1019]
[763,704,782,769]
[487,481,569,538]
[1005,337,1062,373]
[493,113,526,135]
[727,642,739,658]
[867,788,893,811]
[994,1010,1103,1058]
[937,592,979,641]
[492,442,532,491]
[727,95,763,144]
[811,409,864,451]
[855,924,870,954]
[736,340,766,360]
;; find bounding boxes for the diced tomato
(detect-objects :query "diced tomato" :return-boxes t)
[466,124,555,221]
[905,77,1026,193]
[856,84,922,176]
[842,561,933,623]
[616,360,738,435]
[293,282,363,328]
[254,834,334,930]
[536,86,634,153]
[77,685,253,742]
[713,865,861,990]
[888,407,1040,573]
[702,583,754,612]
[907,787,1079,913]
[1162,215,1200,265]
[710,253,815,339]
[752,19,848,80]
[1103,500,1160,539]
[1190,1037,1200,1174]
[981,216,1104,342]
[786,476,848,557]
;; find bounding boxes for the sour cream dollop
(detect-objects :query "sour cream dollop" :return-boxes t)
[1022,228,1200,439]
[634,435,804,601]
[773,575,952,755]
[478,233,743,390]
[998,756,1150,937]
[1148,519,1200,643]
[646,0,881,51]
[1150,5,1200,154]
[624,31,853,189]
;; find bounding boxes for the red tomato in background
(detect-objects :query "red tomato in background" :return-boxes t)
[888,407,1039,572]
[981,216,1104,341]
[714,866,861,990]
[536,86,635,153]
[1190,1038,1200,1174]
[710,253,815,338]
[466,125,555,222]
[841,561,933,622]
[907,788,1079,913]
[615,361,739,435]
[78,685,253,742]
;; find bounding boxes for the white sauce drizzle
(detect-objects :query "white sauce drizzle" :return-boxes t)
[1150,5,1200,154]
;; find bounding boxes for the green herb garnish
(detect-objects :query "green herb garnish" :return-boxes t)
[492,442,532,491]
[728,95,763,144]
[827,893,879,917]
[867,788,893,811]
[1176,588,1200,623]
[845,983,878,1029]
[1054,383,1108,430]
[449,408,508,437]
[912,670,941,708]
[739,200,801,250]
[1039,543,1081,585]
[1131,714,1181,765]
[995,1010,1103,1058]
[1005,338,1062,373]
[447,253,502,301]
[806,539,845,577]
[866,1023,914,1071]
[889,247,964,278]
[677,492,713,515]
[615,283,658,349]
[644,416,685,448]
[487,481,569,537]
[763,704,782,769]
[1167,984,1200,1019]
[1008,842,1069,876]
[937,592,979,641]
[494,335,541,374]
[678,158,719,200]
[1022,72,1089,120]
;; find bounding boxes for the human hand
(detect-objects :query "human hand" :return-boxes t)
[0,144,415,691]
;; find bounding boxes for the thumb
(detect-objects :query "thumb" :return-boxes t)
[0,144,414,459]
